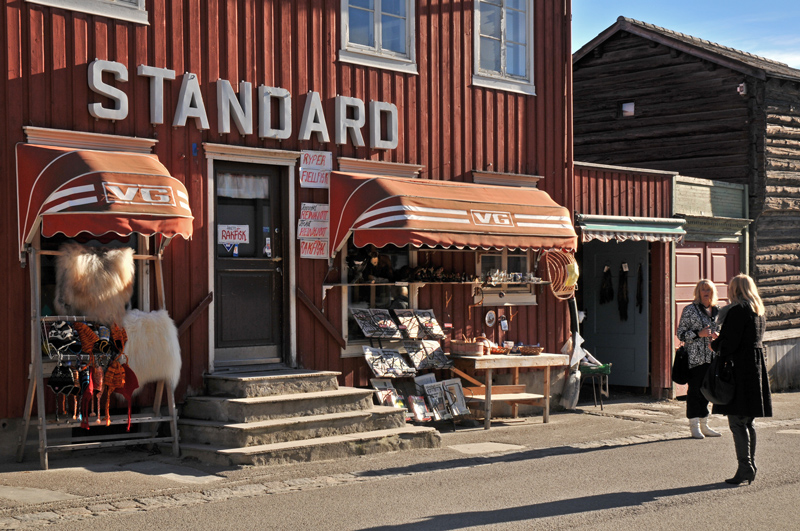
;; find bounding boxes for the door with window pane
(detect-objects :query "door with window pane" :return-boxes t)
[214,165,284,367]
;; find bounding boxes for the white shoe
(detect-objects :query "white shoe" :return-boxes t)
[690,418,704,439]
[700,417,721,437]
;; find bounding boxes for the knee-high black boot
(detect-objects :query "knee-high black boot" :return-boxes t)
[727,415,755,485]
[749,424,757,478]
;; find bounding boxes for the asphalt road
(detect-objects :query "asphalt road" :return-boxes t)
[3,392,800,530]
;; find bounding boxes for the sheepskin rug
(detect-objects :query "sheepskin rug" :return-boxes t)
[55,242,135,325]
[122,309,182,393]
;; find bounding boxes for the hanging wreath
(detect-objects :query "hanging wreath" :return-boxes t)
[543,250,579,300]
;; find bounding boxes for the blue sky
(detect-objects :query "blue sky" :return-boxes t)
[572,0,800,69]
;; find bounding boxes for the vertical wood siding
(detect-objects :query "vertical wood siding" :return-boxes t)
[574,162,674,393]
[0,1,572,416]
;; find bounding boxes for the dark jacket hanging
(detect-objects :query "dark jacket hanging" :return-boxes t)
[636,263,643,314]
[600,266,614,304]
[618,264,629,321]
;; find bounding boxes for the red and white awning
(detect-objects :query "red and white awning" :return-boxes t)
[16,144,193,258]
[328,171,577,257]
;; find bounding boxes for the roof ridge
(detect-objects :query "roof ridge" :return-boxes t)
[617,16,790,68]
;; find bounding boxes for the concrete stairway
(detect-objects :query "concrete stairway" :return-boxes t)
[178,369,441,466]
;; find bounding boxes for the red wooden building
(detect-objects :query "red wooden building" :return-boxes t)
[1,0,580,437]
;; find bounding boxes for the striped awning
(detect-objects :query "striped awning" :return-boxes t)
[16,143,193,259]
[575,214,686,243]
[328,171,577,257]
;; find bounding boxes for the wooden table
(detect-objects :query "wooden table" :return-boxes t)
[450,353,570,429]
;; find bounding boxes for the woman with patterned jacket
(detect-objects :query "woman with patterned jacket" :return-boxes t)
[676,279,721,439]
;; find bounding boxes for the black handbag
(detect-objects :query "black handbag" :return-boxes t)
[701,355,735,405]
[671,345,690,385]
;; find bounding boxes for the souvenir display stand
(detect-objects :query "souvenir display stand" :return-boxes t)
[353,308,469,427]
[13,144,194,470]
[17,244,181,470]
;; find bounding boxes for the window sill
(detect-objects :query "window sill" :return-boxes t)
[472,74,536,96]
[26,0,149,25]
[338,49,419,75]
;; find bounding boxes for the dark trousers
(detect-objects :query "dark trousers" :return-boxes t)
[686,363,711,419]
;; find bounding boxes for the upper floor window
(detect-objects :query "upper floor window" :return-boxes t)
[26,0,148,25]
[339,0,418,75]
[473,0,535,96]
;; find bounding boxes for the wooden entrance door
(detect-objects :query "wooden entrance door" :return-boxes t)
[581,240,650,387]
[214,165,284,368]
[675,241,740,331]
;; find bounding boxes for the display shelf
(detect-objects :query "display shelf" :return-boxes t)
[322,279,550,301]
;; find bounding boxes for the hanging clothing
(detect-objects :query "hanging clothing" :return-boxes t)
[618,264,629,321]
[599,266,614,304]
[636,263,643,314]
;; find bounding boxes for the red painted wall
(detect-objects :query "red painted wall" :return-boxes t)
[573,162,675,394]
[1,1,574,417]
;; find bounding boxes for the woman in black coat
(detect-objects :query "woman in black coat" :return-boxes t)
[711,274,772,485]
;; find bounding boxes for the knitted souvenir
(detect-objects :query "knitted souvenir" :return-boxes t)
[103,355,126,426]
[115,361,139,431]
[78,365,94,430]
[111,324,128,353]
[91,362,104,419]
[73,322,99,354]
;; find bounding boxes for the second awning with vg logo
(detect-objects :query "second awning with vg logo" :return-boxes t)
[15,143,194,260]
[328,171,577,257]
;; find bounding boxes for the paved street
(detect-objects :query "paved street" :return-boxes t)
[2,391,799,529]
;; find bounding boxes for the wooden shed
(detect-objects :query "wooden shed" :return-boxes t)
[572,16,800,389]
[0,0,579,444]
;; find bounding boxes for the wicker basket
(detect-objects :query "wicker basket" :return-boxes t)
[490,346,511,355]
[519,346,544,355]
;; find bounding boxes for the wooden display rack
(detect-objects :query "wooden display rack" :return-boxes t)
[16,244,180,470]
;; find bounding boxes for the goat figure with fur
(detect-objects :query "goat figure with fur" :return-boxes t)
[55,242,135,325]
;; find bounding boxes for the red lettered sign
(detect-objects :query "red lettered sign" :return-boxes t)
[300,238,328,259]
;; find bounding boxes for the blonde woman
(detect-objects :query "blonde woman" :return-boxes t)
[676,279,721,438]
[711,274,772,485]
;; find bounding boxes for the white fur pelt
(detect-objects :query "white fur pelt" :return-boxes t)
[122,309,182,393]
[55,243,135,325]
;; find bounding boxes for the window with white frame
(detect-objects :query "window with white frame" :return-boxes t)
[476,249,539,305]
[339,0,418,74]
[473,0,535,95]
[26,0,148,25]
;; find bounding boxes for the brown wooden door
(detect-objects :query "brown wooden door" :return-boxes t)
[674,241,740,392]
[214,164,284,368]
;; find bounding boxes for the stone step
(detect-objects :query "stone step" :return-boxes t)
[178,407,407,447]
[179,425,442,467]
[180,387,375,423]
[205,369,341,398]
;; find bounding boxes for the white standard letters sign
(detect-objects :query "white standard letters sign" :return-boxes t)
[218,224,250,244]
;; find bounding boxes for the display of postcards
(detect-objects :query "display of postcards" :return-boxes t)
[423,382,452,421]
[442,378,471,417]
[421,340,452,369]
[413,372,437,395]
[403,341,431,370]
[369,309,403,339]
[414,309,446,339]
[363,346,416,378]
[351,308,381,337]
[407,395,432,422]
[392,309,423,338]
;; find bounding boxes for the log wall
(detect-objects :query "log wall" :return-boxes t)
[574,30,800,333]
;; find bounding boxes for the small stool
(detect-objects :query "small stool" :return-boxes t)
[580,363,611,410]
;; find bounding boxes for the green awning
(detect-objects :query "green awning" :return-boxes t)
[575,214,686,243]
